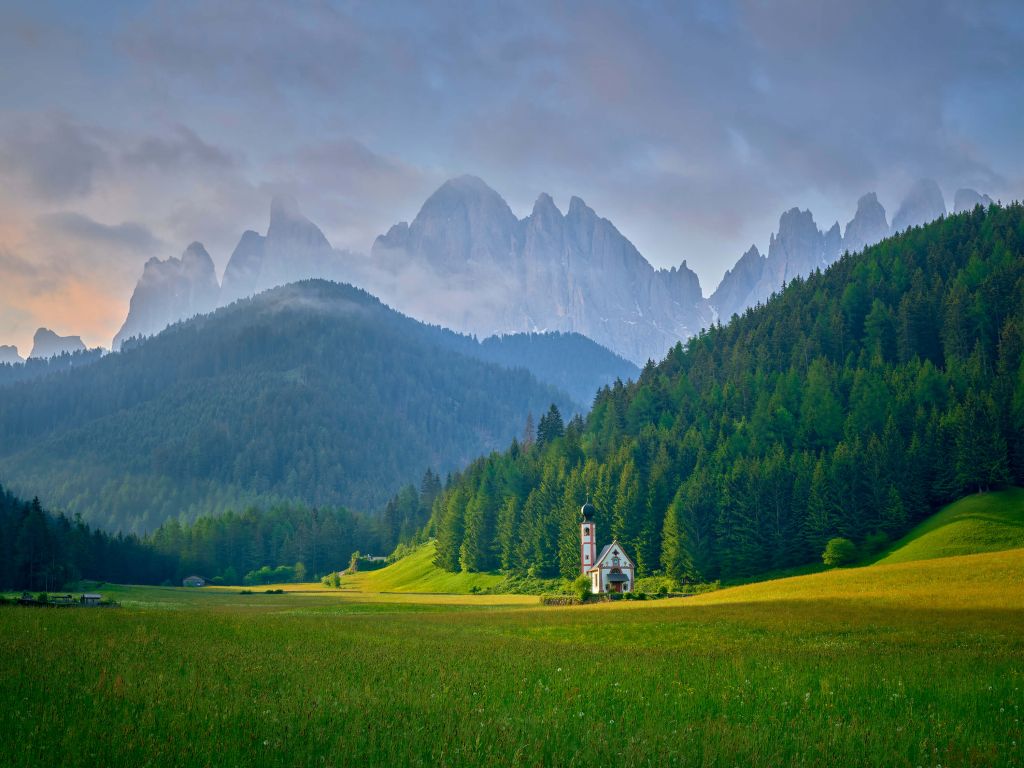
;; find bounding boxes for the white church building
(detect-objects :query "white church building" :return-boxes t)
[579,501,635,594]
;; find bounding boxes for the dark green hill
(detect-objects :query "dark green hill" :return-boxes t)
[0,280,584,533]
[475,332,638,407]
[423,204,1024,582]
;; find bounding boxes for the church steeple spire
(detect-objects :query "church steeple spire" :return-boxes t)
[580,501,597,574]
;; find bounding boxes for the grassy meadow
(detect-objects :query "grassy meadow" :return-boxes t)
[2,539,1024,767]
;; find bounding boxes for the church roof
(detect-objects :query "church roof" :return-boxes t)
[607,572,630,583]
[589,539,634,570]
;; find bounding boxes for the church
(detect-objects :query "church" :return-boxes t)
[579,501,635,594]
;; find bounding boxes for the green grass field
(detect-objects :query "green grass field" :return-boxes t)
[341,540,510,593]
[875,488,1024,565]
[2,542,1023,766]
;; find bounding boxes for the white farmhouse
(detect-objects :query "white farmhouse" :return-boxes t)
[579,501,635,594]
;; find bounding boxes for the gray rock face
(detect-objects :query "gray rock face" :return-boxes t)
[892,179,946,232]
[953,188,994,213]
[219,230,266,305]
[709,245,765,320]
[0,345,23,365]
[843,192,890,256]
[745,208,830,309]
[113,242,220,349]
[370,176,712,363]
[29,328,86,359]
[220,195,347,304]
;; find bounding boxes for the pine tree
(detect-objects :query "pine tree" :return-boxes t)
[802,456,835,557]
[955,392,1011,492]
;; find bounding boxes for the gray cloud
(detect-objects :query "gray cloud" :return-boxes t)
[122,125,235,171]
[36,212,163,253]
[0,0,1022,349]
[0,114,109,200]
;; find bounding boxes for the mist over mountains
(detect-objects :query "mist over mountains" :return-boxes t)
[107,176,992,366]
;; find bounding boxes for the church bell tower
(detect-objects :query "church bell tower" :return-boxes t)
[580,500,597,574]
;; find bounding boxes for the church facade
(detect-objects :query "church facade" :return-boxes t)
[579,501,635,594]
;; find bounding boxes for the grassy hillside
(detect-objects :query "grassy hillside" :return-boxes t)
[2,549,1022,766]
[875,487,1024,565]
[342,541,508,593]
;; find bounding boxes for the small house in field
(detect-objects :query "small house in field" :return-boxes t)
[182,575,206,588]
[579,501,635,594]
[80,594,102,606]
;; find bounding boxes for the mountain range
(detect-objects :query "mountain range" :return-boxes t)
[109,176,993,366]
[114,177,711,364]
[710,180,994,320]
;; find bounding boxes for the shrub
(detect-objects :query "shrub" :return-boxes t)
[567,574,592,602]
[822,537,858,567]
[636,576,677,595]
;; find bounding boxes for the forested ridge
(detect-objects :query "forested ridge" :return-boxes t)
[0,349,104,388]
[0,280,583,533]
[423,204,1024,583]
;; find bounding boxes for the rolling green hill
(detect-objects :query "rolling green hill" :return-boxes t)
[342,541,507,594]
[875,487,1024,564]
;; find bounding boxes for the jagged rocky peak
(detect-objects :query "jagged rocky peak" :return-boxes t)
[375,175,519,275]
[0,345,23,365]
[113,241,220,349]
[709,244,767,319]
[29,328,86,359]
[769,208,824,269]
[220,194,346,305]
[661,258,704,299]
[369,176,712,364]
[531,192,561,220]
[267,193,330,250]
[415,175,517,230]
[892,179,946,232]
[953,188,994,213]
[843,192,889,255]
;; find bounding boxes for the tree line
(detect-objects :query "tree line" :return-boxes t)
[0,469,443,590]
[421,204,1024,583]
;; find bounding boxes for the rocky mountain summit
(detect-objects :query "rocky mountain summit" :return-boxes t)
[113,242,220,349]
[29,328,86,359]
[953,188,994,213]
[892,179,947,232]
[371,176,711,363]
[0,345,23,365]
[220,194,346,305]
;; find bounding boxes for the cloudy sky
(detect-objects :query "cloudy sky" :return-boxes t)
[1,0,1022,352]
